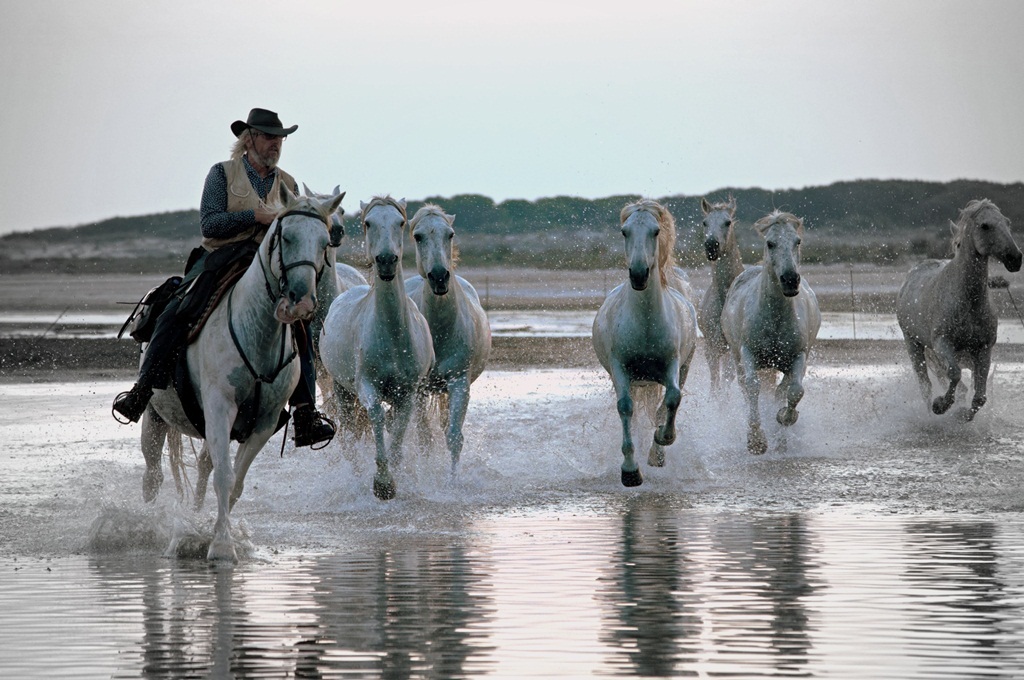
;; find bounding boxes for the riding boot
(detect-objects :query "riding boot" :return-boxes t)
[112,298,186,424]
[292,404,337,448]
[289,319,335,448]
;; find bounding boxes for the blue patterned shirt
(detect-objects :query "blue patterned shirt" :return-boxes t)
[199,155,297,239]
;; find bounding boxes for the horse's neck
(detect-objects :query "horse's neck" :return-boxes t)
[713,233,744,294]
[419,276,461,323]
[371,267,414,325]
[756,265,796,317]
[232,251,285,342]
[946,242,991,306]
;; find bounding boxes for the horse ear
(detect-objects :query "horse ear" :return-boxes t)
[326,191,345,216]
[360,200,368,213]
[279,182,297,208]
[701,198,711,215]
[302,182,313,197]
[448,213,457,225]
[398,198,407,209]
[332,185,342,196]
[949,220,958,236]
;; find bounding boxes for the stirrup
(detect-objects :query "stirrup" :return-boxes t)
[293,407,337,450]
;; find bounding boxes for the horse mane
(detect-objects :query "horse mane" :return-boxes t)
[703,195,737,215]
[753,210,804,238]
[951,198,999,250]
[410,203,460,266]
[360,195,408,222]
[620,199,678,287]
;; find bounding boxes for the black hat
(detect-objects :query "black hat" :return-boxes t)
[231,108,298,138]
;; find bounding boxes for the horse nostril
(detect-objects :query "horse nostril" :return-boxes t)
[780,272,801,290]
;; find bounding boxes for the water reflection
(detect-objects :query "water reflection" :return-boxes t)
[88,537,496,679]
[599,502,821,677]
[903,521,1024,674]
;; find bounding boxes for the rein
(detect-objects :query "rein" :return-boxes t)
[228,208,328,422]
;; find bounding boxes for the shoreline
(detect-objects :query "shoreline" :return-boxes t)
[4,335,1022,384]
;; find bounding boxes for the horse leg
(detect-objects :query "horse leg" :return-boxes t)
[930,337,960,415]
[230,428,276,509]
[194,444,213,512]
[611,364,642,487]
[738,347,767,455]
[705,342,721,391]
[904,337,933,408]
[415,388,434,450]
[654,358,685,447]
[361,385,395,500]
[960,347,992,422]
[206,397,240,561]
[776,353,807,427]
[446,376,471,473]
[140,407,167,503]
[387,391,417,467]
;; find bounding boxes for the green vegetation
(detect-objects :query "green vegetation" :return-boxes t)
[2,179,1021,274]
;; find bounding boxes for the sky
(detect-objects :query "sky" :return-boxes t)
[2,0,1022,235]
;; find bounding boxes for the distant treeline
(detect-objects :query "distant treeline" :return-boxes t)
[3,178,1022,272]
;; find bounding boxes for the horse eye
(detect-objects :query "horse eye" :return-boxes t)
[724,219,732,228]
[363,221,370,229]
[980,223,991,230]
[767,241,776,249]
[795,238,802,246]
[413,233,422,242]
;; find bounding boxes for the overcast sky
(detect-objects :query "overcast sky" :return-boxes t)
[2,0,1022,235]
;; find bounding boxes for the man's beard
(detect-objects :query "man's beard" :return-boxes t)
[250,147,280,169]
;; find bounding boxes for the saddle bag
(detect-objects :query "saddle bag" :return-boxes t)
[117,275,184,343]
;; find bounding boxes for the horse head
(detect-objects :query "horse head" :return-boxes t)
[268,185,343,323]
[701,196,737,261]
[956,199,1023,272]
[303,183,347,247]
[410,204,457,295]
[755,211,804,297]
[620,199,677,291]
[360,196,408,282]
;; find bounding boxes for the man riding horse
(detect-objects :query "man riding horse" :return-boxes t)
[112,107,336,448]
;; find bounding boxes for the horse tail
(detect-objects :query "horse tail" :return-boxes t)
[166,425,197,501]
[420,391,451,431]
[323,381,371,441]
[632,383,665,424]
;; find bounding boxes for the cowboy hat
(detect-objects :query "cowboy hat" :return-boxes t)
[231,108,298,137]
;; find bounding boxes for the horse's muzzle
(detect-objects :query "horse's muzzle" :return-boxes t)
[1004,250,1023,273]
[629,267,650,291]
[275,298,315,324]
[780,271,801,297]
[428,268,450,296]
[375,253,398,281]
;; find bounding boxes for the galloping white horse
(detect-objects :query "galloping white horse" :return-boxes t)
[897,199,1022,421]
[721,211,820,454]
[697,197,744,390]
[319,196,434,500]
[404,205,491,472]
[592,199,698,487]
[146,185,343,560]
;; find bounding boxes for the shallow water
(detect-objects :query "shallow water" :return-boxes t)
[3,359,1024,677]
[6,309,1024,343]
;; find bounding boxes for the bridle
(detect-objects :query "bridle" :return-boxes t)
[226,208,330,417]
[258,209,331,303]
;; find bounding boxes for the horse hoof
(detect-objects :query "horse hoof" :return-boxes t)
[206,541,238,563]
[621,468,643,487]
[142,469,163,503]
[957,407,976,423]
[932,397,953,415]
[776,408,798,427]
[654,427,675,447]
[748,434,768,455]
[373,479,397,501]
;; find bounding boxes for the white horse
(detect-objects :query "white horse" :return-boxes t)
[319,196,435,500]
[721,211,821,455]
[696,196,744,390]
[404,205,491,472]
[592,199,698,487]
[144,185,343,560]
[896,199,1022,421]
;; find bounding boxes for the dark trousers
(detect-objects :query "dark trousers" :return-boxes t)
[137,255,318,409]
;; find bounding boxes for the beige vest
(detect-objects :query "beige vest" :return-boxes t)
[201,157,297,251]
